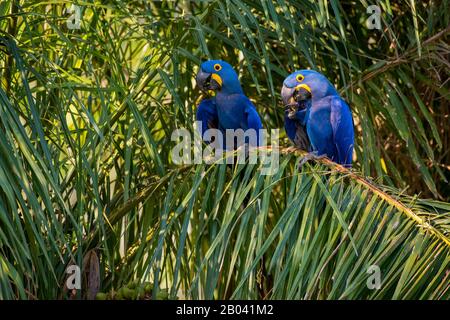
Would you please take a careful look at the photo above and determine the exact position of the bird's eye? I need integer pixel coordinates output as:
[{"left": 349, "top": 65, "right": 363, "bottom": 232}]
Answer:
[
  {"left": 214, "top": 64, "right": 222, "bottom": 71},
  {"left": 296, "top": 74, "right": 304, "bottom": 82}
]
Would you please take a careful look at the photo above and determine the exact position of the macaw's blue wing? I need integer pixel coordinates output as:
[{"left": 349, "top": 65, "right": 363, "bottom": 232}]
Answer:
[
  {"left": 196, "top": 98, "right": 218, "bottom": 137},
  {"left": 244, "top": 101, "right": 263, "bottom": 146},
  {"left": 330, "top": 96, "right": 354, "bottom": 167},
  {"left": 284, "top": 115, "right": 310, "bottom": 151},
  {"left": 284, "top": 115, "right": 298, "bottom": 142}
]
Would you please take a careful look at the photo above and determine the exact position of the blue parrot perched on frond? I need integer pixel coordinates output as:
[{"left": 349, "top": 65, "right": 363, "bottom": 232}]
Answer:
[
  {"left": 195, "top": 60, "right": 263, "bottom": 150},
  {"left": 281, "top": 70, "right": 354, "bottom": 167}
]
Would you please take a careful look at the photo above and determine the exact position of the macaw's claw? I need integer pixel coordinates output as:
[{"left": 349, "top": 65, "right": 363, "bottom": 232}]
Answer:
[{"left": 297, "top": 151, "right": 326, "bottom": 171}]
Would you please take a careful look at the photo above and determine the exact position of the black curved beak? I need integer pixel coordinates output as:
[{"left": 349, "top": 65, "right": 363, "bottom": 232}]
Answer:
[
  {"left": 281, "top": 84, "right": 312, "bottom": 119},
  {"left": 196, "top": 69, "right": 221, "bottom": 92},
  {"left": 293, "top": 87, "right": 312, "bottom": 102},
  {"left": 281, "top": 85, "right": 296, "bottom": 107}
]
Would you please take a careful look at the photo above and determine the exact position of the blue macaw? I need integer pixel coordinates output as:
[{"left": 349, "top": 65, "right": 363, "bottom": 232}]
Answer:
[
  {"left": 281, "top": 70, "right": 354, "bottom": 167},
  {"left": 195, "top": 60, "right": 263, "bottom": 150}
]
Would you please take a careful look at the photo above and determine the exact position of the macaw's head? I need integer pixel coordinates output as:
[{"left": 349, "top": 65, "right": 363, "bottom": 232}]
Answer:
[
  {"left": 196, "top": 60, "right": 243, "bottom": 95},
  {"left": 281, "top": 70, "right": 337, "bottom": 117}
]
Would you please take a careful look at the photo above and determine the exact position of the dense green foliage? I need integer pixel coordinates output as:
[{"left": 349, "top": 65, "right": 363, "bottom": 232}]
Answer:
[{"left": 0, "top": 0, "right": 449, "bottom": 299}]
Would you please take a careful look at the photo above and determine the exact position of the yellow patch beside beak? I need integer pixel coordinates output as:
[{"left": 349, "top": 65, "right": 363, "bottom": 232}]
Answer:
[
  {"left": 211, "top": 73, "right": 223, "bottom": 87},
  {"left": 295, "top": 83, "right": 312, "bottom": 93}
]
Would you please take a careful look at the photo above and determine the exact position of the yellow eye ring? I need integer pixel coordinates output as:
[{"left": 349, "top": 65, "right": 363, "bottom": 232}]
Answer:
[
  {"left": 214, "top": 63, "right": 222, "bottom": 71},
  {"left": 296, "top": 74, "right": 304, "bottom": 82}
]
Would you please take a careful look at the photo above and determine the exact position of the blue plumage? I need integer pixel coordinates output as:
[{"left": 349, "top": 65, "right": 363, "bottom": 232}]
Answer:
[
  {"left": 281, "top": 70, "right": 354, "bottom": 166},
  {"left": 196, "top": 60, "right": 263, "bottom": 150},
  {"left": 196, "top": 98, "right": 218, "bottom": 138}
]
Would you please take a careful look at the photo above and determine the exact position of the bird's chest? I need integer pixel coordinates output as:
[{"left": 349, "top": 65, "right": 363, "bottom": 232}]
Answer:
[
  {"left": 306, "top": 101, "right": 333, "bottom": 138},
  {"left": 215, "top": 96, "right": 246, "bottom": 129}
]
